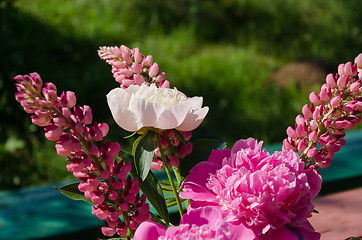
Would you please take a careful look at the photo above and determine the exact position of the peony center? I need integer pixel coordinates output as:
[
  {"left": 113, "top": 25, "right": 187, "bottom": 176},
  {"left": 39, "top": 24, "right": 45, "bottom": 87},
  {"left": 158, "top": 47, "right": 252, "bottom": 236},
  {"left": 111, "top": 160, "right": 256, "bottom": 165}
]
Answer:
[{"left": 134, "top": 84, "right": 187, "bottom": 108}]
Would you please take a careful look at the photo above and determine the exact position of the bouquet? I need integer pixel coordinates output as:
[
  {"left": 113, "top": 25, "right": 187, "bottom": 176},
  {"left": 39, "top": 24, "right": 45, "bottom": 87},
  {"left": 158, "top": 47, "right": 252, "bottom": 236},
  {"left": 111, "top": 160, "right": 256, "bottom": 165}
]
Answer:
[{"left": 14, "top": 44, "right": 362, "bottom": 239}]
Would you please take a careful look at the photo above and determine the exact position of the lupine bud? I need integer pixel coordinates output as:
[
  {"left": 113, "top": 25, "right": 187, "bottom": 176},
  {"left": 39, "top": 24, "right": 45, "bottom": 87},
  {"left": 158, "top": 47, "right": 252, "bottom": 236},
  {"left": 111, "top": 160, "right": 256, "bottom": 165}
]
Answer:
[
  {"left": 286, "top": 126, "right": 298, "bottom": 139},
  {"left": 133, "top": 48, "right": 143, "bottom": 63},
  {"left": 296, "top": 124, "right": 308, "bottom": 137},
  {"left": 312, "top": 105, "right": 323, "bottom": 121},
  {"left": 142, "top": 55, "right": 153, "bottom": 67},
  {"left": 349, "top": 82, "right": 360, "bottom": 93},
  {"left": 319, "top": 84, "right": 332, "bottom": 102},
  {"left": 112, "top": 61, "right": 124, "bottom": 69},
  {"left": 330, "top": 95, "right": 342, "bottom": 107},
  {"left": 308, "top": 129, "right": 318, "bottom": 142},
  {"left": 170, "top": 155, "right": 180, "bottom": 168},
  {"left": 45, "top": 124, "right": 63, "bottom": 141},
  {"left": 133, "top": 74, "right": 144, "bottom": 85},
  {"left": 282, "top": 138, "right": 294, "bottom": 151},
  {"left": 119, "top": 68, "right": 133, "bottom": 77},
  {"left": 31, "top": 110, "right": 51, "bottom": 126},
  {"left": 116, "top": 227, "right": 128, "bottom": 237},
  {"left": 150, "top": 158, "right": 164, "bottom": 171},
  {"left": 309, "top": 92, "right": 322, "bottom": 105},
  {"left": 355, "top": 53, "right": 362, "bottom": 68},
  {"left": 155, "top": 72, "right": 167, "bottom": 82},
  {"left": 149, "top": 63, "right": 159, "bottom": 77},
  {"left": 326, "top": 73, "right": 337, "bottom": 88},
  {"left": 302, "top": 104, "right": 313, "bottom": 118},
  {"left": 338, "top": 64, "right": 345, "bottom": 76},
  {"left": 132, "top": 62, "right": 142, "bottom": 74},
  {"left": 160, "top": 80, "right": 170, "bottom": 88},
  {"left": 297, "top": 139, "right": 307, "bottom": 152},
  {"left": 343, "top": 62, "right": 353, "bottom": 76},
  {"left": 337, "top": 75, "right": 349, "bottom": 88},
  {"left": 102, "top": 227, "right": 116, "bottom": 237}
]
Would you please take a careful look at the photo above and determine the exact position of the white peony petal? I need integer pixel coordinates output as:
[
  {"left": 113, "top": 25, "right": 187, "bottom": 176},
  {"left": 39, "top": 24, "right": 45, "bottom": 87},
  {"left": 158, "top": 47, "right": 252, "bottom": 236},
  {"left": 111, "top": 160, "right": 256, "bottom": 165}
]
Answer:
[
  {"left": 156, "top": 99, "right": 196, "bottom": 129},
  {"left": 131, "top": 95, "right": 165, "bottom": 128},
  {"left": 177, "top": 106, "right": 209, "bottom": 131},
  {"left": 106, "top": 89, "right": 139, "bottom": 131},
  {"left": 107, "top": 84, "right": 208, "bottom": 132}
]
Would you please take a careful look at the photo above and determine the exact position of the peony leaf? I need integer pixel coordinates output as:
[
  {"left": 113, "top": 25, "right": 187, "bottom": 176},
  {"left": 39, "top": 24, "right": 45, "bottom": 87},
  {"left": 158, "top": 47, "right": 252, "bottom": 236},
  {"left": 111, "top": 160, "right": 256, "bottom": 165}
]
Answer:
[
  {"left": 179, "top": 139, "right": 227, "bottom": 178},
  {"left": 120, "top": 149, "right": 170, "bottom": 225},
  {"left": 134, "top": 131, "right": 155, "bottom": 181},
  {"left": 54, "top": 182, "right": 93, "bottom": 204},
  {"left": 139, "top": 171, "right": 170, "bottom": 225}
]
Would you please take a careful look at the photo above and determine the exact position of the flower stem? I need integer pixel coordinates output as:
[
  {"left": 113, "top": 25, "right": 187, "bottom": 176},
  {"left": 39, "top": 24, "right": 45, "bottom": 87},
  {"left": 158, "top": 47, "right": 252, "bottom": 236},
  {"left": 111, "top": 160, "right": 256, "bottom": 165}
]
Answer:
[{"left": 155, "top": 134, "right": 184, "bottom": 218}]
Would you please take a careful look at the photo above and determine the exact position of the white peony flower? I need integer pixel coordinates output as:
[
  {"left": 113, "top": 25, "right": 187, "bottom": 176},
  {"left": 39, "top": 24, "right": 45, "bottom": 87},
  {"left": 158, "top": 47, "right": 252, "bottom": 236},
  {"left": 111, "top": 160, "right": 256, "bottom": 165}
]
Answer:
[{"left": 106, "top": 83, "right": 209, "bottom": 132}]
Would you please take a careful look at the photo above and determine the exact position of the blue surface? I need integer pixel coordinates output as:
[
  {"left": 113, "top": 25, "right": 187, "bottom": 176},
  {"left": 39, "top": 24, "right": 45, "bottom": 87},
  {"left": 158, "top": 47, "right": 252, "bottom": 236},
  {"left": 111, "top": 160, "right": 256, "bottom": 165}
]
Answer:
[{"left": 0, "top": 183, "right": 101, "bottom": 239}]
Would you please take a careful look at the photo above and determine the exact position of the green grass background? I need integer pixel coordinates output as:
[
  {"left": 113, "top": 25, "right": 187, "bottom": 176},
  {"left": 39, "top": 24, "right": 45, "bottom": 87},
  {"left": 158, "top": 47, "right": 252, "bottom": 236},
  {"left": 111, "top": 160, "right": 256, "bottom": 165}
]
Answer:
[{"left": 1, "top": 0, "right": 362, "bottom": 189}]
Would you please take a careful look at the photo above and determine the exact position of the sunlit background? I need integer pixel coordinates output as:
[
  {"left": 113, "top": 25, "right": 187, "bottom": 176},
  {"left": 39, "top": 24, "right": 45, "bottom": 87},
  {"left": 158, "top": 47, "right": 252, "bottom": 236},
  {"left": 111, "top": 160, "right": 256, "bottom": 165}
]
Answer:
[{"left": 1, "top": 0, "right": 362, "bottom": 190}]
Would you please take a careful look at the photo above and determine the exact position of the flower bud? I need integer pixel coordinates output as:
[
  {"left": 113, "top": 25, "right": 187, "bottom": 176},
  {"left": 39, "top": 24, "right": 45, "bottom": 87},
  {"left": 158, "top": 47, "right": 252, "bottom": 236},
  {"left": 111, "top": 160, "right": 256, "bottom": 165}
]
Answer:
[
  {"left": 142, "top": 55, "right": 153, "bottom": 67},
  {"left": 286, "top": 126, "right": 298, "bottom": 139},
  {"left": 355, "top": 53, "right": 362, "bottom": 68},
  {"left": 319, "top": 84, "right": 332, "bottom": 102},
  {"left": 309, "top": 92, "right": 322, "bottom": 105},
  {"left": 326, "top": 73, "right": 337, "bottom": 88},
  {"left": 337, "top": 75, "right": 349, "bottom": 88},
  {"left": 302, "top": 104, "right": 313, "bottom": 118},
  {"left": 133, "top": 48, "right": 144, "bottom": 63},
  {"left": 149, "top": 63, "right": 159, "bottom": 77}
]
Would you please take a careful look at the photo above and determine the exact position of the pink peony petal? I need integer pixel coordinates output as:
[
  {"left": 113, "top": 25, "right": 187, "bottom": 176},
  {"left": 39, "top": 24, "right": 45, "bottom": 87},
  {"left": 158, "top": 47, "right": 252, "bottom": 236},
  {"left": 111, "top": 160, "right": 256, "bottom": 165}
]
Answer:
[
  {"left": 260, "top": 226, "right": 298, "bottom": 240},
  {"left": 207, "top": 149, "right": 231, "bottom": 165},
  {"left": 133, "top": 221, "right": 166, "bottom": 240},
  {"left": 181, "top": 137, "right": 322, "bottom": 239},
  {"left": 228, "top": 222, "right": 259, "bottom": 240},
  {"left": 180, "top": 161, "right": 220, "bottom": 201}
]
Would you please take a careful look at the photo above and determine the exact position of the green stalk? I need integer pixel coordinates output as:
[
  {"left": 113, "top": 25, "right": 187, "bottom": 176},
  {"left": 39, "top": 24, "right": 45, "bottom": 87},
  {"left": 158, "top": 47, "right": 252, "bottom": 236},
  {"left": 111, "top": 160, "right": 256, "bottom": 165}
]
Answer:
[{"left": 156, "top": 134, "right": 184, "bottom": 218}]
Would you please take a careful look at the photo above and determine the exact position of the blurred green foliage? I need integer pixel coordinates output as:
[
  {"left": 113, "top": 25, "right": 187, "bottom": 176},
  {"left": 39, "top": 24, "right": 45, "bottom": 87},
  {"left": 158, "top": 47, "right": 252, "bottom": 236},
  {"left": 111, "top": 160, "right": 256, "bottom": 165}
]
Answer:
[{"left": 1, "top": 0, "right": 362, "bottom": 189}]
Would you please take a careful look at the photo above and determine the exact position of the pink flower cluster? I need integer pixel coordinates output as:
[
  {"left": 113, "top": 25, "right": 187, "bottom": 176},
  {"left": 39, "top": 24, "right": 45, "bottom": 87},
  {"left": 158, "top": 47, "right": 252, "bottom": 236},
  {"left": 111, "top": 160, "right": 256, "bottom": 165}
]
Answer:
[
  {"left": 180, "top": 138, "right": 322, "bottom": 239},
  {"left": 283, "top": 54, "right": 362, "bottom": 168},
  {"left": 152, "top": 130, "right": 193, "bottom": 171},
  {"left": 98, "top": 45, "right": 170, "bottom": 89},
  {"left": 134, "top": 206, "right": 231, "bottom": 240},
  {"left": 14, "top": 73, "right": 151, "bottom": 238}
]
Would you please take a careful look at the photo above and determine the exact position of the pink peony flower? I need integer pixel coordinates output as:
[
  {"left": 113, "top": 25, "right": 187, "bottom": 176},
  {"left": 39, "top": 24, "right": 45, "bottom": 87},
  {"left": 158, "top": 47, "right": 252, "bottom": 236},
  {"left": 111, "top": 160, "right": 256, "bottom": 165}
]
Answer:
[
  {"left": 106, "top": 83, "right": 208, "bottom": 132},
  {"left": 180, "top": 138, "right": 322, "bottom": 239},
  {"left": 134, "top": 206, "right": 231, "bottom": 240}
]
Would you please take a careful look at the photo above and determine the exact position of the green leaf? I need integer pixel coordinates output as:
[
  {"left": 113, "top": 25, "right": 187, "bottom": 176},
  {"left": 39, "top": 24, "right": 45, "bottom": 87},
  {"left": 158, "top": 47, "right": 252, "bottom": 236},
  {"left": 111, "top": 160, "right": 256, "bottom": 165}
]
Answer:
[
  {"left": 134, "top": 131, "right": 155, "bottom": 181},
  {"left": 54, "top": 182, "right": 93, "bottom": 204},
  {"left": 138, "top": 171, "right": 170, "bottom": 224},
  {"left": 172, "top": 129, "right": 187, "bottom": 145},
  {"left": 165, "top": 196, "right": 185, "bottom": 208},
  {"left": 159, "top": 180, "right": 179, "bottom": 194},
  {"left": 150, "top": 212, "right": 168, "bottom": 227},
  {"left": 120, "top": 149, "right": 170, "bottom": 224},
  {"left": 179, "top": 139, "right": 227, "bottom": 178}
]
